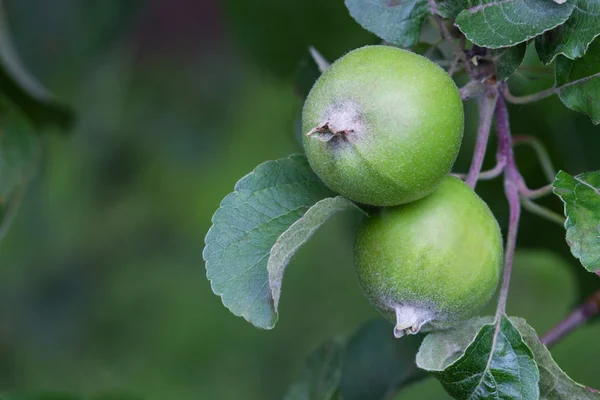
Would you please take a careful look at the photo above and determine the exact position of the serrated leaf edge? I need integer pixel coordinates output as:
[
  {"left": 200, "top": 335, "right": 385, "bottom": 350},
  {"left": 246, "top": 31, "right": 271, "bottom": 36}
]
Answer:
[
  {"left": 539, "top": 31, "right": 600, "bottom": 64},
  {"left": 202, "top": 154, "right": 309, "bottom": 329},
  {"left": 552, "top": 170, "right": 600, "bottom": 273},
  {"left": 268, "top": 196, "right": 364, "bottom": 313},
  {"left": 455, "top": 0, "right": 576, "bottom": 50}
]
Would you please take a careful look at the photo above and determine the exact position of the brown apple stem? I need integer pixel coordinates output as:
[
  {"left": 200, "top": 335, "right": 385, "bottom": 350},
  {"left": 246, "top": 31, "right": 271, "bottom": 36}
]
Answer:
[
  {"left": 541, "top": 290, "right": 600, "bottom": 348},
  {"left": 494, "top": 95, "right": 521, "bottom": 317},
  {"left": 466, "top": 93, "right": 498, "bottom": 189}
]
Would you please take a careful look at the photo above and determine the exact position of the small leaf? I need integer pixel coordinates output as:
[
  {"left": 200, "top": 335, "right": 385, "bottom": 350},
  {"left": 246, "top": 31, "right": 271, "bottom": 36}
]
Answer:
[
  {"left": 536, "top": 0, "right": 600, "bottom": 64},
  {"left": 492, "top": 43, "right": 527, "bottom": 80},
  {"left": 284, "top": 319, "right": 428, "bottom": 400},
  {"left": 455, "top": 0, "right": 576, "bottom": 49},
  {"left": 284, "top": 339, "right": 345, "bottom": 400},
  {"left": 511, "top": 318, "right": 600, "bottom": 399},
  {"left": 339, "top": 319, "right": 427, "bottom": 400},
  {"left": 0, "top": 4, "right": 73, "bottom": 130},
  {"left": 344, "top": 0, "right": 430, "bottom": 48},
  {"left": 268, "top": 196, "right": 363, "bottom": 313},
  {"left": 203, "top": 155, "right": 338, "bottom": 329},
  {"left": 417, "top": 315, "right": 540, "bottom": 400},
  {"left": 553, "top": 170, "right": 600, "bottom": 273},
  {"left": 555, "top": 38, "right": 600, "bottom": 124},
  {"left": 0, "top": 99, "right": 39, "bottom": 241}
]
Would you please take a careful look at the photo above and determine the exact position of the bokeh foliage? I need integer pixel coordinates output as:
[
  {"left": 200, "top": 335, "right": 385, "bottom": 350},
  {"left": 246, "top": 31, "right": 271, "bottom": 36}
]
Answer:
[{"left": 0, "top": 0, "right": 598, "bottom": 399}]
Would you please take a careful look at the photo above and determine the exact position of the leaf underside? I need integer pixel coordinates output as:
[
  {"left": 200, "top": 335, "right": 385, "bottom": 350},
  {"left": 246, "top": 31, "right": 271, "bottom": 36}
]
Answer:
[
  {"left": 553, "top": 170, "right": 600, "bottom": 273},
  {"left": 345, "top": 0, "right": 430, "bottom": 48},
  {"left": 203, "top": 155, "right": 336, "bottom": 329}
]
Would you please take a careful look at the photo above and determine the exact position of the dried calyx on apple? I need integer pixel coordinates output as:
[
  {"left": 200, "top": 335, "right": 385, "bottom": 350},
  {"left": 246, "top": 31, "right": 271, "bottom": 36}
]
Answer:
[
  {"left": 302, "top": 45, "right": 464, "bottom": 207},
  {"left": 354, "top": 177, "right": 503, "bottom": 337}
]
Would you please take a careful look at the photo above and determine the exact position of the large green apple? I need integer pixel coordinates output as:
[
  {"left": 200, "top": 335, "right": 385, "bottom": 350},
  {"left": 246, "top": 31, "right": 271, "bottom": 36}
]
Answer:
[
  {"left": 302, "top": 45, "right": 464, "bottom": 206},
  {"left": 354, "top": 176, "right": 503, "bottom": 337}
]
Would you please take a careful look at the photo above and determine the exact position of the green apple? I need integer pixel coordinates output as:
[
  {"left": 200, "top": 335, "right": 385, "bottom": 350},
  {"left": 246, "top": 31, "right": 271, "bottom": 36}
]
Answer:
[
  {"left": 354, "top": 176, "right": 503, "bottom": 337},
  {"left": 302, "top": 45, "right": 464, "bottom": 206}
]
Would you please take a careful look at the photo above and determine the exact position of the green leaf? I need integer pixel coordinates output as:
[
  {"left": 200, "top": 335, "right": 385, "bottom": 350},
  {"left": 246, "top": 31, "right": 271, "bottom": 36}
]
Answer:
[
  {"left": 536, "top": 0, "right": 600, "bottom": 64},
  {"left": 284, "top": 319, "right": 428, "bottom": 400},
  {"left": 344, "top": 0, "right": 430, "bottom": 48},
  {"left": 492, "top": 43, "right": 527, "bottom": 80},
  {"left": 553, "top": 170, "right": 600, "bottom": 273},
  {"left": 437, "top": 0, "right": 469, "bottom": 19},
  {"left": 511, "top": 318, "right": 600, "bottom": 400},
  {"left": 203, "top": 155, "right": 338, "bottom": 329},
  {"left": 268, "top": 196, "right": 363, "bottom": 313},
  {"left": 0, "top": 3, "right": 73, "bottom": 130},
  {"left": 555, "top": 39, "right": 600, "bottom": 124},
  {"left": 416, "top": 315, "right": 540, "bottom": 400},
  {"left": 0, "top": 99, "right": 39, "bottom": 241},
  {"left": 284, "top": 339, "right": 345, "bottom": 400},
  {"left": 455, "top": 0, "right": 576, "bottom": 49},
  {"left": 339, "top": 319, "right": 427, "bottom": 400}
]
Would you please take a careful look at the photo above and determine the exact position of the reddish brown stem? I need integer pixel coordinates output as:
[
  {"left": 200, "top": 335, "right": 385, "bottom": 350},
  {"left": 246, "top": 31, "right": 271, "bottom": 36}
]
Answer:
[
  {"left": 466, "top": 94, "right": 498, "bottom": 188},
  {"left": 541, "top": 290, "right": 600, "bottom": 348},
  {"left": 495, "top": 95, "right": 521, "bottom": 317}
]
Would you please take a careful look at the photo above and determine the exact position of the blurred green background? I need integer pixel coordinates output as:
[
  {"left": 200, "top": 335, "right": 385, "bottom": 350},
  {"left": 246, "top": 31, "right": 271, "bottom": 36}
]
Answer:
[{"left": 0, "top": 0, "right": 599, "bottom": 399}]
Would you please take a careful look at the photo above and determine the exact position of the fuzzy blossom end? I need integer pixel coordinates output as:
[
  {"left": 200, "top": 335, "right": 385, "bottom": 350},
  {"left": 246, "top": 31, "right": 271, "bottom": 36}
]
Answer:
[{"left": 393, "top": 305, "right": 433, "bottom": 338}]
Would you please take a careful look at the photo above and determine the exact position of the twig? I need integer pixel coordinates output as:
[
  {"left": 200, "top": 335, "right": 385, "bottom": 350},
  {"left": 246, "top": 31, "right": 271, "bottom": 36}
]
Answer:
[
  {"left": 448, "top": 56, "right": 460, "bottom": 77},
  {"left": 520, "top": 196, "right": 565, "bottom": 226},
  {"left": 466, "top": 93, "right": 498, "bottom": 188},
  {"left": 427, "top": 0, "right": 468, "bottom": 65},
  {"left": 503, "top": 71, "right": 600, "bottom": 104},
  {"left": 512, "top": 135, "right": 557, "bottom": 183},
  {"left": 460, "top": 80, "right": 485, "bottom": 101},
  {"left": 541, "top": 290, "right": 600, "bottom": 348},
  {"left": 453, "top": 160, "right": 506, "bottom": 181},
  {"left": 495, "top": 95, "right": 521, "bottom": 317},
  {"left": 518, "top": 182, "right": 554, "bottom": 199},
  {"left": 309, "top": 47, "right": 330, "bottom": 73},
  {"left": 478, "top": 161, "right": 506, "bottom": 180}
]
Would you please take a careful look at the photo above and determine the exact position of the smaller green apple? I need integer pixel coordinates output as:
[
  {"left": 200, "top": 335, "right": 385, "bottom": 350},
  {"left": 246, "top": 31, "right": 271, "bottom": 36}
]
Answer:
[
  {"left": 354, "top": 176, "right": 503, "bottom": 337},
  {"left": 302, "top": 45, "right": 464, "bottom": 206}
]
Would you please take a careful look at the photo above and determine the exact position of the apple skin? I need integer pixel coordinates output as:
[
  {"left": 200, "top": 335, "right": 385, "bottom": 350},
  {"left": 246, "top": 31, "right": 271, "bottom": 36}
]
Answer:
[
  {"left": 354, "top": 176, "right": 503, "bottom": 337},
  {"left": 302, "top": 45, "right": 464, "bottom": 207}
]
